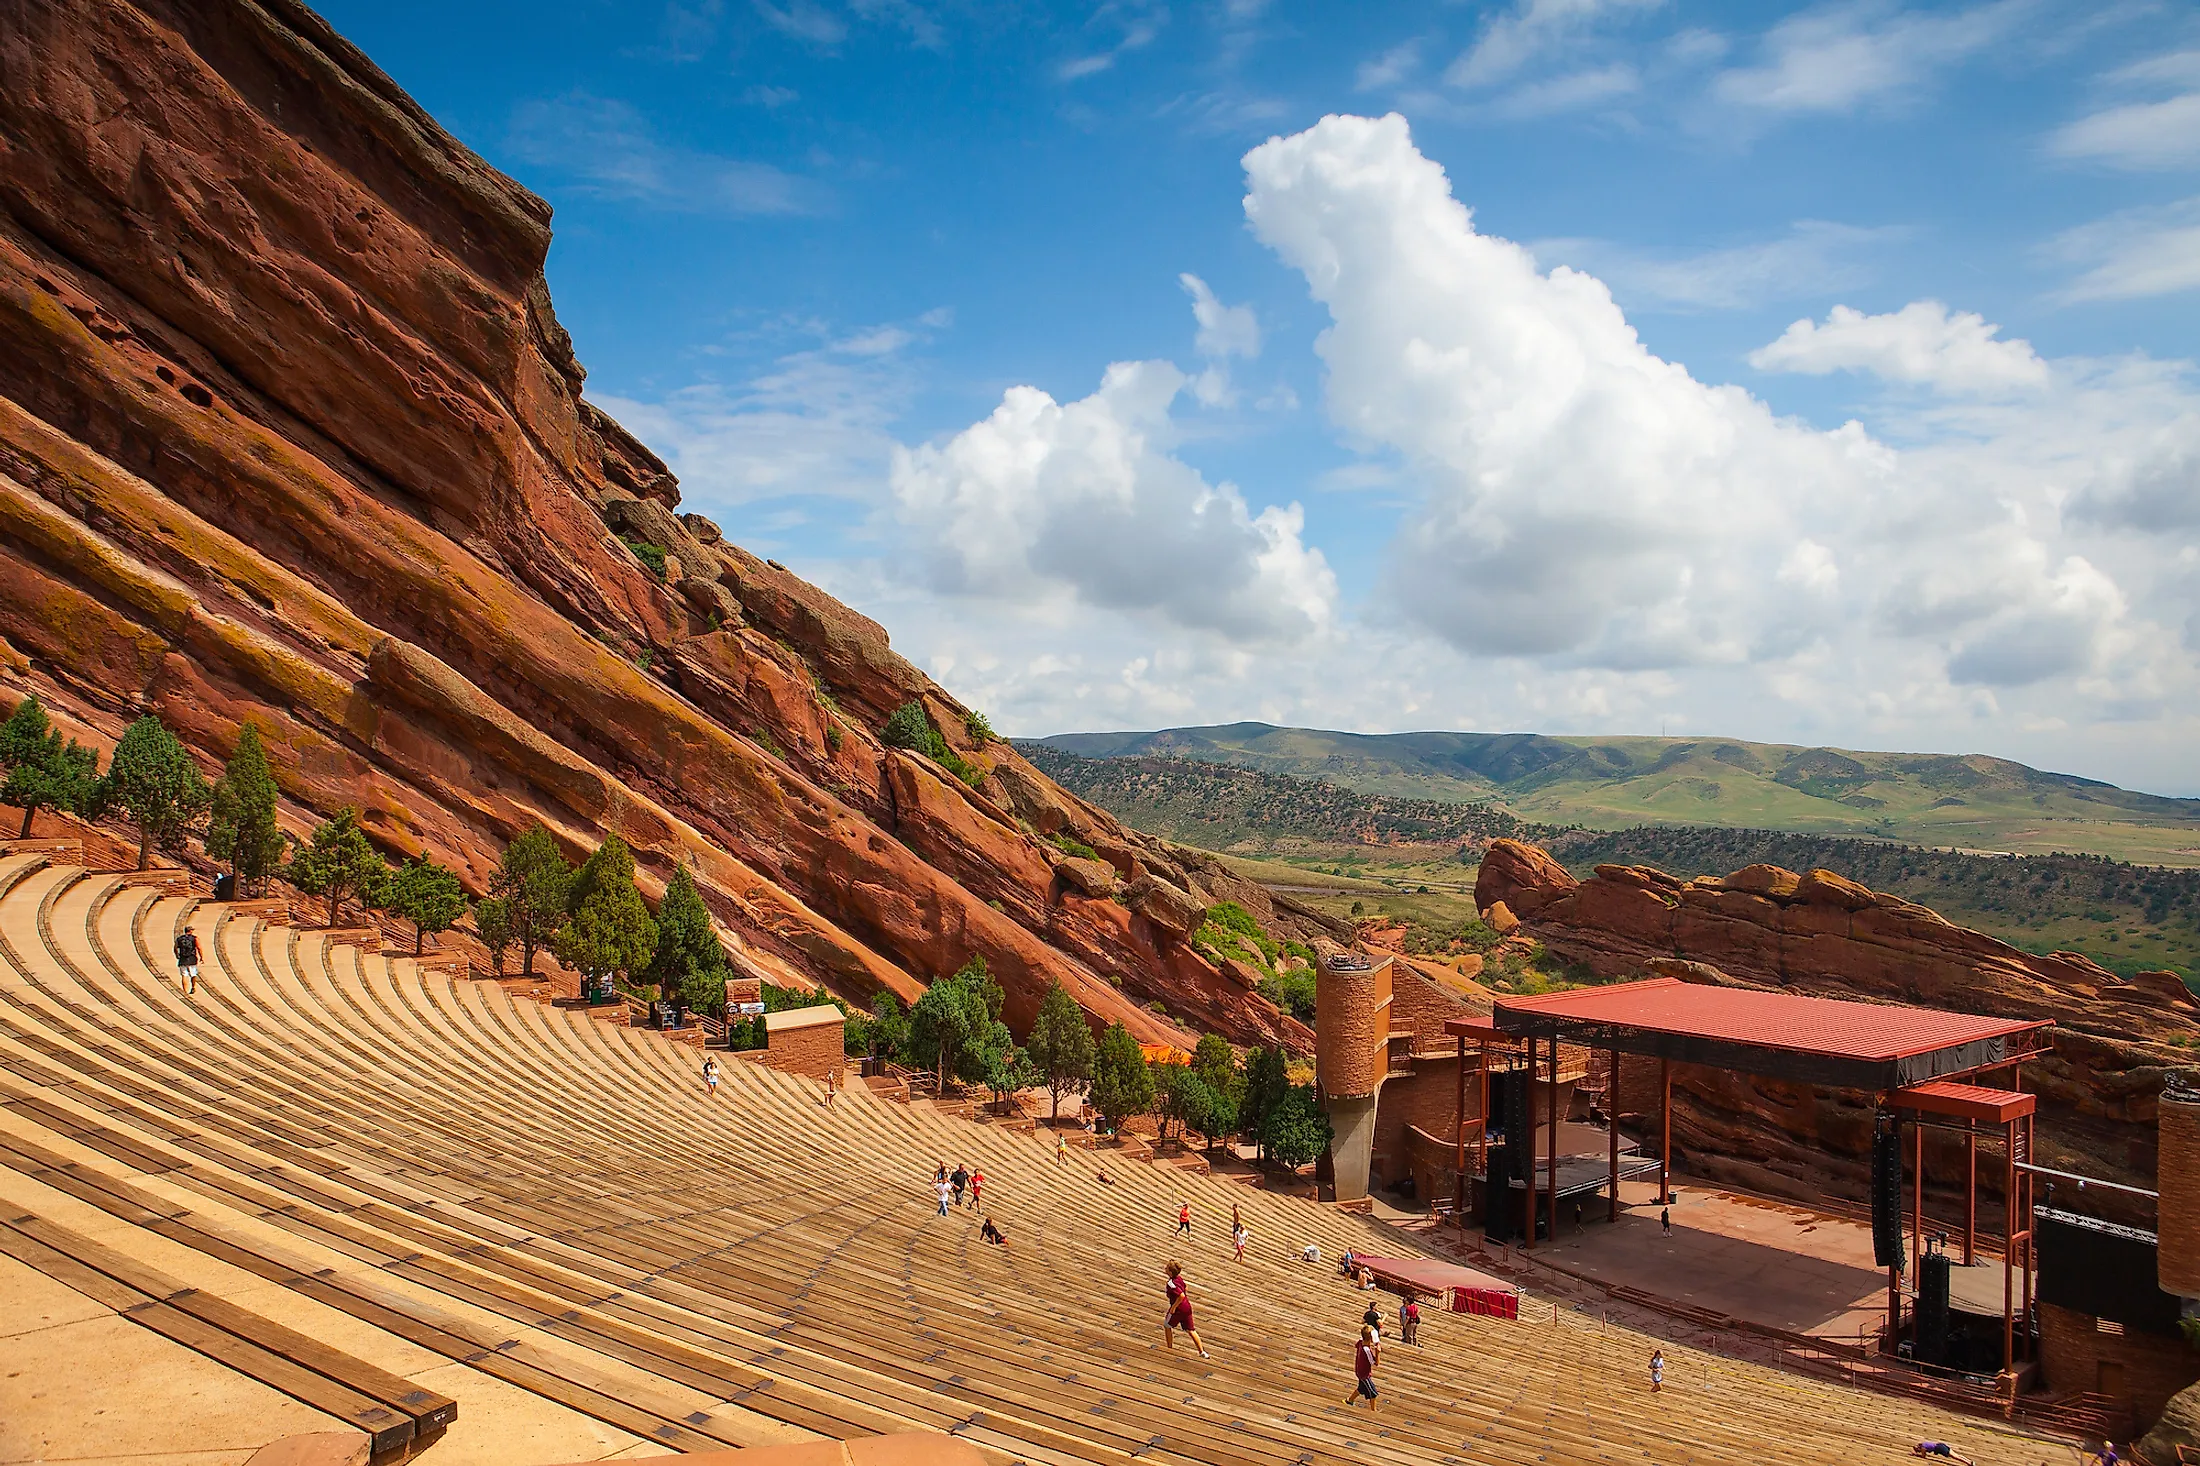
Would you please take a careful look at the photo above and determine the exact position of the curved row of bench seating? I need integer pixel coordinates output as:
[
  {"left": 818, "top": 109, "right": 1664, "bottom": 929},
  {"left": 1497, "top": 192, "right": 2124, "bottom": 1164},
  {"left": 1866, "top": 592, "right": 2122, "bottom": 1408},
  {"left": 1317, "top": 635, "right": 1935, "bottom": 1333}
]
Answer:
[{"left": 0, "top": 852, "right": 2075, "bottom": 1465}]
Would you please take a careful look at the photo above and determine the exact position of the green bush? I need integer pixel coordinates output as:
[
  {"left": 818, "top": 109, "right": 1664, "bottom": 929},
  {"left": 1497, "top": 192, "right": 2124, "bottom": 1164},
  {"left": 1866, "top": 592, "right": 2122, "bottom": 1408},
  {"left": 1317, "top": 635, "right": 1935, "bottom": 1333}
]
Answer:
[
  {"left": 1257, "top": 967, "right": 1317, "bottom": 1022},
  {"left": 881, "top": 701, "right": 934, "bottom": 752},
  {"left": 1048, "top": 832, "right": 1101, "bottom": 861},
  {"left": 963, "top": 709, "right": 996, "bottom": 743},
  {"left": 622, "top": 538, "right": 668, "bottom": 580}
]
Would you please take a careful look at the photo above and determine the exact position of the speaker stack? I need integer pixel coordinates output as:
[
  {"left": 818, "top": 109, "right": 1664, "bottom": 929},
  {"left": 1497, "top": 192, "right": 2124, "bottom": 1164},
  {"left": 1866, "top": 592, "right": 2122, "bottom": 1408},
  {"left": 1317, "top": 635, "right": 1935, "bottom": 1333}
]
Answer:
[
  {"left": 1504, "top": 1067, "right": 1530, "bottom": 1141},
  {"left": 1483, "top": 1142, "right": 1515, "bottom": 1240},
  {"left": 1916, "top": 1249, "right": 1952, "bottom": 1364},
  {"left": 1871, "top": 1122, "right": 1904, "bottom": 1271}
]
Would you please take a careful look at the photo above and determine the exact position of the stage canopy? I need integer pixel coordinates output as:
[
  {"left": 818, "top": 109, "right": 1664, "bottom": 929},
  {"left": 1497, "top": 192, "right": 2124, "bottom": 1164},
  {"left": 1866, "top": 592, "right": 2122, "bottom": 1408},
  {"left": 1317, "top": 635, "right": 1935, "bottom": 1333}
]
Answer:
[{"left": 1490, "top": 977, "right": 2051, "bottom": 1092}]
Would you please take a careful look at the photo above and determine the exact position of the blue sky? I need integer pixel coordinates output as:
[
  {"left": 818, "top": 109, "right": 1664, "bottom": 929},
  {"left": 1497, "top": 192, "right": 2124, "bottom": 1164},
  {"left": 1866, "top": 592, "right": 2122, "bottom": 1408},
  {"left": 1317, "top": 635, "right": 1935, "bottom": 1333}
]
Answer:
[{"left": 321, "top": 0, "right": 2200, "bottom": 793}]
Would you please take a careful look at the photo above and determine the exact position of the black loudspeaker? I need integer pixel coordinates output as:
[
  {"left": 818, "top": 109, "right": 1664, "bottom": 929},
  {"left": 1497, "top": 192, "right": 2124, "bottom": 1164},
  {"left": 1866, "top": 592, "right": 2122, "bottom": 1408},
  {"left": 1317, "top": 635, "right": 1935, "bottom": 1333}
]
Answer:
[
  {"left": 1503, "top": 1069, "right": 1530, "bottom": 1147},
  {"left": 1871, "top": 1125, "right": 1903, "bottom": 1270},
  {"left": 1483, "top": 1143, "right": 1514, "bottom": 1240},
  {"left": 1916, "top": 1251, "right": 1952, "bottom": 1364}
]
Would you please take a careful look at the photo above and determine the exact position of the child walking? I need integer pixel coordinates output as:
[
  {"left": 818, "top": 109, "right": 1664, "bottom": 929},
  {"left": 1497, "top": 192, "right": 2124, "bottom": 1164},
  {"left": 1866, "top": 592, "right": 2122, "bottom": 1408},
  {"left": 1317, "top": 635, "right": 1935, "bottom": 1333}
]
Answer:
[
  {"left": 1343, "top": 1325, "right": 1379, "bottom": 1410},
  {"left": 1161, "top": 1262, "right": 1210, "bottom": 1359}
]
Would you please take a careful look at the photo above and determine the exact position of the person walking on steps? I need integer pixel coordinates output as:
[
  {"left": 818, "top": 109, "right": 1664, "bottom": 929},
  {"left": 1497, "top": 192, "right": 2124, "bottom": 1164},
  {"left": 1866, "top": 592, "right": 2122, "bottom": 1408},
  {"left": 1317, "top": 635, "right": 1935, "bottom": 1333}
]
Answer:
[
  {"left": 1648, "top": 1349, "right": 1664, "bottom": 1393},
  {"left": 1232, "top": 1223, "right": 1249, "bottom": 1263},
  {"left": 1161, "top": 1262, "right": 1209, "bottom": 1359},
  {"left": 1660, "top": 1205, "right": 1672, "bottom": 1238},
  {"left": 951, "top": 1164, "right": 969, "bottom": 1208},
  {"left": 1176, "top": 1202, "right": 1192, "bottom": 1238},
  {"left": 823, "top": 1070, "right": 836, "bottom": 1107},
  {"left": 1362, "top": 1300, "right": 1383, "bottom": 1344},
  {"left": 1400, "top": 1295, "right": 1421, "bottom": 1346},
  {"left": 701, "top": 1057, "right": 719, "bottom": 1097},
  {"left": 1343, "top": 1325, "right": 1380, "bottom": 1411},
  {"left": 935, "top": 1176, "right": 954, "bottom": 1217},
  {"left": 174, "top": 926, "right": 202, "bottom": 996},
  {"left": 1056, "top": 1134, "right": 1069, "bottom": 1166},
  {"left": 968, "top": 1168, "right": 984, "bottom": 1210}
]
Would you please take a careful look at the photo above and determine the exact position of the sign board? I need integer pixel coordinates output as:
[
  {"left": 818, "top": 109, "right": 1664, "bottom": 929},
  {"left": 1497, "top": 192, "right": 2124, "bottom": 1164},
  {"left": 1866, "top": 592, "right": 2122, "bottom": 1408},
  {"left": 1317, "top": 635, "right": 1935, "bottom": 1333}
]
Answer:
[
  {"left": 651, "top": 1000, "right": 687, "bottom": 1030},
  {"left": 725, "top": 977, "right": 763, "bottom": 1010},
  {"left": 733, "top": 1001, "right": 766, "bottom": 1015}
]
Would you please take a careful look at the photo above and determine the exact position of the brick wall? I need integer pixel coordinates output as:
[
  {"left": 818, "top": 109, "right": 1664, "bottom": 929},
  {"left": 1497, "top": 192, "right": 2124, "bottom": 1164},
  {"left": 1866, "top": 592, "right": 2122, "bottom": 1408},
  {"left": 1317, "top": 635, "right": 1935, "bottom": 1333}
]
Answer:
[
  {"left": 740, "top": 1015, "right": 844, "bottom": 1083},
  {"left": 2037, "top": 1301, "right": 2200, "bottom": 1429},
  {"left": 1387, "top": 958, "right": 1465, "bottom": 1048},
  {"left": 1372, "top": 1058, "right": 1474, "bottom": 1190},
  {"left": 1403, "top": 1123, "right": 1464, "bottom": 1210},
  {"left": 2162, "top": 1091, "right": 2199, "bottom": 1299}
]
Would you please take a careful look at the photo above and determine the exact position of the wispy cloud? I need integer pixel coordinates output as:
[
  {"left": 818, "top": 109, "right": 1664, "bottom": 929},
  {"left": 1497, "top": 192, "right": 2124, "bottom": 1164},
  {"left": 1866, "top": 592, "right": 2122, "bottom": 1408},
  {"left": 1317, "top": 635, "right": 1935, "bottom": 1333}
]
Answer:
[
  {"left": 1495, "top": 63, "right": 1641, "bottom": 118},
  {"left": 508, "top": 93, "right": 825, "bottom": 215},
  {"left": 2050, "top": 50, "right": 2200, "bottom": 170},
  {"left": 1355, "top": 39, "right": 1422, "bottom": 92},
  {"left": 1533, "top": 220, "right": 1907, "bottom": 311},
  {"left": 1058, "top": 6, "right": 1165, "bottom": 81},
  {"left": 1446, "top": 0, "right": 1664, "bottom": 90},
  {"left": 2047, "top": 197, "right": 2200, "bottom": 302},
  {"left": 1712, "top": 1, "right": 2027, "bottom": 114},
  {"left": 753, "top": 0, "right": 847, "bottom": 46}
]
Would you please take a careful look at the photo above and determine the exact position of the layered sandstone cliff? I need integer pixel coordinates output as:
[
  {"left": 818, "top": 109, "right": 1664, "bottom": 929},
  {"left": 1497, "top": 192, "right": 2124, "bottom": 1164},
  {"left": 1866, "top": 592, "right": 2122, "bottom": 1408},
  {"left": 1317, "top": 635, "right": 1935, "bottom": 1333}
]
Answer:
[
  {"left": 1477, "top": 839, "right": 2196, "bottom": 1198},
  {"left": 0, "top": 0, "right": 1316, "bottom": 1052}
]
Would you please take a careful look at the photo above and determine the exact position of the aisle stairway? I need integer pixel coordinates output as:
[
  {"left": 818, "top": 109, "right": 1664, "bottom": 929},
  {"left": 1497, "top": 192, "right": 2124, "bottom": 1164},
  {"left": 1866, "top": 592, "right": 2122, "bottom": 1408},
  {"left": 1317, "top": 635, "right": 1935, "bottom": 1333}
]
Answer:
[{"left": 0, "top": 851, "right": 2078, "bottom": 1466}]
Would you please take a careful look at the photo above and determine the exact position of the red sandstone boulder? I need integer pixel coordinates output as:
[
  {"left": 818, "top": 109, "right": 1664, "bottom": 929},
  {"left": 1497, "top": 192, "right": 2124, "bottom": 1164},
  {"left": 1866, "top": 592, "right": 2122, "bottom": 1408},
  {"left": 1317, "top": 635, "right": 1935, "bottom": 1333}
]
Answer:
[{"left": 1474, "top": 839, "right": 1576, "bottom": 917}]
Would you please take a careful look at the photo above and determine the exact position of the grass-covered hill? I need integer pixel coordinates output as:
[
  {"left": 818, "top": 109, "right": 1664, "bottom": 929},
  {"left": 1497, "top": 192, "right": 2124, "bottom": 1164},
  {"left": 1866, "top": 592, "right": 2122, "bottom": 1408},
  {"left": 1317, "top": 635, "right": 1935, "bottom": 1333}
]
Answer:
[
  {"left": 1034, "top": 722, "right": 2200, "bottom": 865},
  {"left": 1018, "top": 744, "right": 1534, "bottom": 849},
  {"left": 1031, "top": 744, "right": 2200, "bottom": 989}
]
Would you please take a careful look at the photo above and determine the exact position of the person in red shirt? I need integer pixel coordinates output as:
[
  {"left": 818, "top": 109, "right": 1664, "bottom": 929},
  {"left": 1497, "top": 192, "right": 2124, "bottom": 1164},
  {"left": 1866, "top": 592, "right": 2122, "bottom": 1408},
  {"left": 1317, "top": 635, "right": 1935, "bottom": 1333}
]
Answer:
[
  {"left": 1161, "top": 1262, "right": 1209, "bottom": 1359},
  {"left": 968, "top": 1169, "right": 985, "bottom": 1210},
  {"left": 1343, "top": 1325, "right": 1379, "bottom": 1410},
  {"left": 1175, "top": 1202, "right": 1191, "bottom": 1237}
]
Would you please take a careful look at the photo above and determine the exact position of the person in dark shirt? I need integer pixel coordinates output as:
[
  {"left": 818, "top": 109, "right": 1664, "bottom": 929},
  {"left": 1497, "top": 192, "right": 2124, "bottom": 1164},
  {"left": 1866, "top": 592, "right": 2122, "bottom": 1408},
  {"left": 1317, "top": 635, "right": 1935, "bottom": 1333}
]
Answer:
[{"left": 174, "top": 928, "right": 202, "bottom": 996}]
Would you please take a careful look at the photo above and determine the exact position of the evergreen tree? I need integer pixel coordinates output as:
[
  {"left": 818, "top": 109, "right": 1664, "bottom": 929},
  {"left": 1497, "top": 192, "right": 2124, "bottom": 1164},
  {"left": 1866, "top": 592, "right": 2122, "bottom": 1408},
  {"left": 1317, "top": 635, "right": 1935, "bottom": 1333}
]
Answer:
[
  {"left": 1089, "top": 1021, "right": 1154, "bottom": 1130},
  {"left": 0, "top": 696, "right": 101, "bottom": 839},
  {"left": 983, "top": 1041, "right": 1038, "bottom": 1109},
  {"left": 860, "top": 991, "right": 910, "bottom": 1060},
  {"left": 555, "top": 835, "right": 656, "bottom": 991},
  {"left": 387, "top": 857, "right": 467, "bottom": 955},
  {"left": 490, "top": 825, "right": 572, "bottom": 977},
  {"left": 905, "top": 956, "right": 1006, "bottom": 1088},
  {"left": 644, "top": 864, "right": 727, "bottom": 1013},
  {"left": 1261, "top": 1083, "right": 1333, "bottom": 1170},
  {"left": 103, "top": 715, "right": 210, "bottom": 870},
  {"left": 474, "top": 896, "right": 513, "bottom": 976},
  {"left": 205, "top": 724, "right": 285, "bottom": 893},
  {"left": 288, "top": 808, "right": 391, "bottom": 927},
  {"left": 1238, "top": 1045, "right": 1290, "bottom": 1160},
  {"left": 1158, "top": 1065, "right": 1233, "bottom": 1148},
  {"left": 1025, "top": 979, "right": 1097, "bottom": 1119},
  {"left": 1191, "top": 1032, "right": 1237, "bottom": 1100}
]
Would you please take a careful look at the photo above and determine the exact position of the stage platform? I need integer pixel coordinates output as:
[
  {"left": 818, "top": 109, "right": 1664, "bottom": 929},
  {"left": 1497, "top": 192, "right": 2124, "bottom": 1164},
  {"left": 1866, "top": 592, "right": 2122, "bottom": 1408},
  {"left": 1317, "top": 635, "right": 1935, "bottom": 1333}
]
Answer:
[{"left": 1525, "top": 1176, "right": 2030, "bottom": 1346}]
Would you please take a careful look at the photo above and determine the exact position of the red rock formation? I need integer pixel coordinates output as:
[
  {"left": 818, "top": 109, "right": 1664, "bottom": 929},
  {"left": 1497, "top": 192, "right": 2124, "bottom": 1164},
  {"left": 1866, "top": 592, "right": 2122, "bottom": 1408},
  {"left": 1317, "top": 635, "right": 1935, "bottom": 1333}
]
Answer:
[
  {"left": 1477, "top": 839, "right": 2196, "bottom": 1197},
  {"left": 0, "top": 0, "right": 1308, "bottom": 1052}
]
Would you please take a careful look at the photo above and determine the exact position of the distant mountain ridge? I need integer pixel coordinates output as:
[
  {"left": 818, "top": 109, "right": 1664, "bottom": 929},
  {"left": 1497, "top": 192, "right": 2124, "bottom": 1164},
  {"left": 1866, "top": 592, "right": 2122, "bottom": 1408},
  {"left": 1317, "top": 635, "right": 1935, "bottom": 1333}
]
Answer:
[{"left": 1031, "top": 722, "right": 2200, "bottom": 864}]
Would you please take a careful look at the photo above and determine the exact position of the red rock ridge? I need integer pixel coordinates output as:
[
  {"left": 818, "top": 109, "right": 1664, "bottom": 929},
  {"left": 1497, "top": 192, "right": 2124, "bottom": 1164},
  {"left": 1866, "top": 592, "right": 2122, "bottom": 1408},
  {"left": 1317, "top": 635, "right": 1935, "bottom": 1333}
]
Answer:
[{"left": 0, "top": 0, "right": 1311, "bottom": 1053}]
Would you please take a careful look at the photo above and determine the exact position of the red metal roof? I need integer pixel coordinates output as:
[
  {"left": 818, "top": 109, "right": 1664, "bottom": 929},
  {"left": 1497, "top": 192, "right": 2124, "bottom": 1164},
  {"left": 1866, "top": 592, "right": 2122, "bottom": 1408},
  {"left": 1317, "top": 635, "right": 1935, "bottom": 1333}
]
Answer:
[
  {"left": 1891, "top": 1081, "right": 2036, "bottom": 1123},
  {"left": 1493, "top": 977, "right": 2049, "bottom": 1064}
]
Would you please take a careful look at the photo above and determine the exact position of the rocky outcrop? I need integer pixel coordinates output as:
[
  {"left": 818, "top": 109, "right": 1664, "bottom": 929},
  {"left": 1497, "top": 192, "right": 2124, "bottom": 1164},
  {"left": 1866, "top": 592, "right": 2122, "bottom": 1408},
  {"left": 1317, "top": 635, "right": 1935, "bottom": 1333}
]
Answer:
[
  {"left": 1478, "top": 839, "right": 2197, "bottom": 1196},
  {"left": 0, "top": 0, "right": 1310, "bottom": 1053}
]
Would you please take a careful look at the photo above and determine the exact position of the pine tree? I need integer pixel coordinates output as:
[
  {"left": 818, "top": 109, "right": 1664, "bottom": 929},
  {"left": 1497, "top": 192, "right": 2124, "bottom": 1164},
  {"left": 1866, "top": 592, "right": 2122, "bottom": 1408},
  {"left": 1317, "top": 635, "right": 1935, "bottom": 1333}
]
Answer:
[
  {"left": 644, "top": 864, "right": 726, "bottom": 1013},
  {"left": 103, "top": 715, "right": 210, "bottom": 870},
  {"left": 387, "top": 857, "right": 467, "bottom": 955},
  {"left": 906, "top": 956, "right": 1005, "bottom": 1089},
  {"left": 1089, "top": 1021, "right": 1154, "bottom": 1130},
  {"left": 1238, "top": 1045, "right": 1289, "bottom": 1160},
  {"left": 288, "top": 808, "right": 391, "bottom": 927},
  {"left": 490, "top": 825, "right": 572, "bottom": 977},
  {"left": 0, "top": 696, "right": 101, "bottom": 839},
  {"left": 1261, "top": 1083, "right": 1332, "bottom": 1170},
  {"left": 205, "top": 724, "right": 285, "bottom": 892},
  {"left": 474, "top": 896, "right": 513, "bottom": 976},
  {"left": 1026, "top": 979, "right": 1097, "bottom": 1119},
  {"left": 555, "top": 835, "right": 656, "bottom": 992}
]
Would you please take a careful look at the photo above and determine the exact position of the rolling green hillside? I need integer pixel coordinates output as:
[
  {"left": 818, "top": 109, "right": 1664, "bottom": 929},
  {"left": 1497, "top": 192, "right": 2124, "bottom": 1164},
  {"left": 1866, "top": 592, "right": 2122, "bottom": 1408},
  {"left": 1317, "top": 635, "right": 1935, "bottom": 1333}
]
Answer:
[{"left": 1034, "top": 723, "right": 2200, "bottom": 865}]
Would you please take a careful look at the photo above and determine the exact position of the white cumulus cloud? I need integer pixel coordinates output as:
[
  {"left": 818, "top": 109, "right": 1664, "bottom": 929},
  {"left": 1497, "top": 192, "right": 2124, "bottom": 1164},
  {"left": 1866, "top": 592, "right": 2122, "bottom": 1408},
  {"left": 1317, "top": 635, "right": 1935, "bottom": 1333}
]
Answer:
[
  {"left": 888, "top": 361, "right": 1335, "bottom": 643},
  {"left": 1748, "top": 301, "right": 2048, "bottom": 395},
  {"left": 1236, "top": 112, "right": 2140, "bottom": 690}
]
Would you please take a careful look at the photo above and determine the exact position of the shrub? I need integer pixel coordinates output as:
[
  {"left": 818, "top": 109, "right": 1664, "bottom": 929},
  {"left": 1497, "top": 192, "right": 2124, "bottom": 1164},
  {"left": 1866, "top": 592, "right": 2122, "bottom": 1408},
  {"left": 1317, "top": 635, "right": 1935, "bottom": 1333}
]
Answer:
[
  {"left": 288, "top": 808, "right": 391, "bottom": 927},
  {"left": 881, "top": 701, "right": 934, "bottom": 753},
  {"left": 622, "top": 538, "right": 668, "bottom": 580},
  {"left": 963, "top": 708, "right": 996, "bottom": 743},
  {"left": 1257, "top": 967, "right": 1317, "bottom": 1022},
  {"left": 1048, "top": 832, "right": 1101, "bottom": 861}
]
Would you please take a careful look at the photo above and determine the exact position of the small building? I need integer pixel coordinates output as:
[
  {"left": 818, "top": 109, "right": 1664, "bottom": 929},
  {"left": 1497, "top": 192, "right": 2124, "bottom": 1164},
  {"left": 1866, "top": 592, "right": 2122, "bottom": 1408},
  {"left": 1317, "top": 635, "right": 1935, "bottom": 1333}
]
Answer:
[{"left": 738, "top": 1004, "right": 845, "bottom": 1084}]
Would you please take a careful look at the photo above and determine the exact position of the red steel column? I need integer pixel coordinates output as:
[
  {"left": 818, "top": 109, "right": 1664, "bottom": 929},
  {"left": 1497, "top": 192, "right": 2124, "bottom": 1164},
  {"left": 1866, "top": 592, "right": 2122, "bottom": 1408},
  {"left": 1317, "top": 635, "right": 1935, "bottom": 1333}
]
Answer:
[
  {"left": 1524, "top": 1044, "right": 1539, "bottom": 1250},
  {"left": 1454, "top": 1032, "right": 1467, "bottom": 1225},
  {"left": 1658, "top": 1058, "right": 1672, "bottom": 1205},
  {"left": 1964, "top": 1124, "right": 1977, "bottom": 1266},
  {"left": 2001, "top": 1114, "right": 2015, "bottom": 1376},
  {"left": 1548, "top": 1035, "right": 1561, "bottom": 1243},
  {"left": 1608, "top": 1043, "right": 1621, "bottom": 1223}
]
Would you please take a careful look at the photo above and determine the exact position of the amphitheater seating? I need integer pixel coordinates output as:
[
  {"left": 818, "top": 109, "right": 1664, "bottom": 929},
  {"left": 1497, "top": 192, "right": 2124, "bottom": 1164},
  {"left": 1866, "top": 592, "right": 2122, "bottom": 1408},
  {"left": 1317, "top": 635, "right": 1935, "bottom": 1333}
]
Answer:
[{"left": 0, "top": 849, "right": 2082, "bottom": 1465}]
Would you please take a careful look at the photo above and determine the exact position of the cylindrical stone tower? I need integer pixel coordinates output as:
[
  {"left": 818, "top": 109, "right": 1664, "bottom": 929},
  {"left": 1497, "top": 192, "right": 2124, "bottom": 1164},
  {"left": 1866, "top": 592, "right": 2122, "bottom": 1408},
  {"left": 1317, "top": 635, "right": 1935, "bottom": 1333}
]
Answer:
[{"left": 1315, "top": 951, "right": 1392, "bottom": 1205}]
